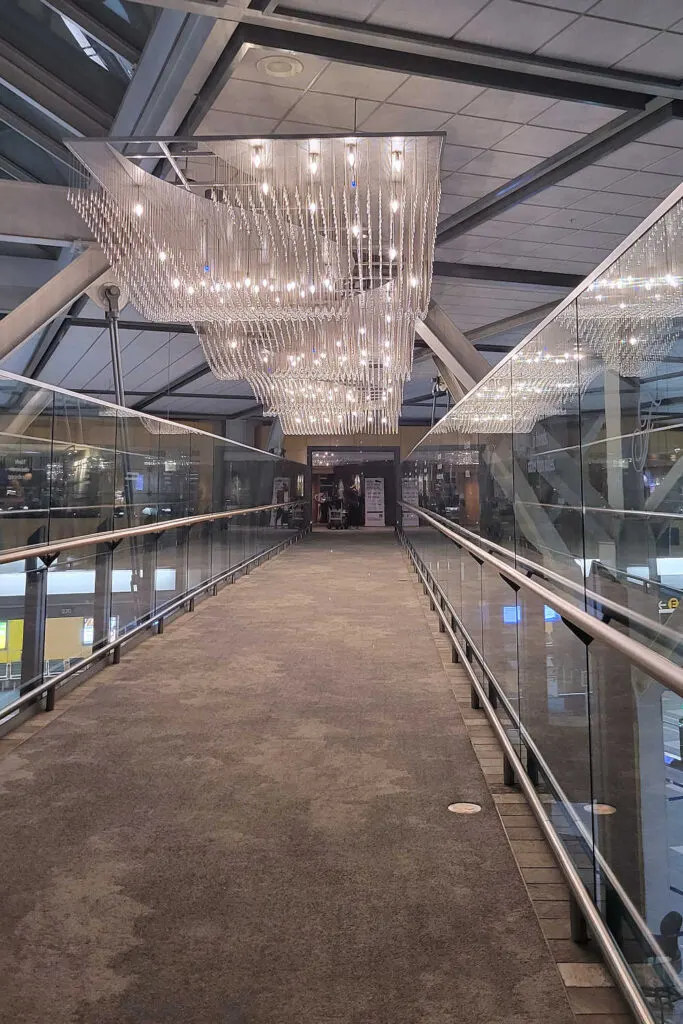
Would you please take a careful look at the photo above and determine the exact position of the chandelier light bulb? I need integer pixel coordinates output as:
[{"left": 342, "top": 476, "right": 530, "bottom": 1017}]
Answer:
[
  {"left": 352, "top": 223, "right": 360, "bottom": 237},
  {"left": 172, "top": 278, "right": 180, "bottom": 289},
  {"left": 252, "top": 145, "right": 263, "bottom": 168},
  {"left": 262, "top": 181, "right": 269, "bottom": 194},
  {"left": 347, "top": 145, "right": 356, "bottom": 167},
  {"left": 133, "top": 202, "right": 143, "bottom": 217},
  {"left": 158, "top": 250, "right": 166, "bottom": 262},
  {"left": 389, "top": 247, "right": 397, "bottom": 260},
  {"left": 390, "top": 197, "right": 399, "bottom": 213},
  {"left": 309, "top": 157, "right": 318, "bottom": 175},
  {"left": 309, "top": 201, "right": 317, "bottom": 214},
  {"left": 392, "top": 151, "right": 402, "bottom": 173},
  {"left": 244, "top": 277, "right": 251, "bottom": 287}
]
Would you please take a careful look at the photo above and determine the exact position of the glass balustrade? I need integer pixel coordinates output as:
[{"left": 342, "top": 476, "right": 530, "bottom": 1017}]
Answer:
[
  {"left": 0, "top": 371, "right": 309, "bottom": 716},
  {"left": 402, "top": 179, "right": 683, "bottom": 1022}
]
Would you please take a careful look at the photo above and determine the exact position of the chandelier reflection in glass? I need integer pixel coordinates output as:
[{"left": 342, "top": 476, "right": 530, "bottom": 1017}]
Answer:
[{"left": 67, "top": 133, "right": 443, "bottom": 433}]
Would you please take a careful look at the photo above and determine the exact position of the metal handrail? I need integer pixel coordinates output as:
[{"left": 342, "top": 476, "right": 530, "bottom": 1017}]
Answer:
[
  {"left": 400, "top": 528, "right": 683, "bottom": 1007},
  {"left": 0, "top": 515, "right": 309, "bottom": 724},
  {"left": 421, "top": 507, "right": 683, "bottom": 651},
  {"left": 401, "top": 502, "right": 683, "bottom": 698},
  {"left": 400, "top": 534, "right": 659, "bottom": 1024},
  {"left": 0, "top": 501, "right": 304, "bottom": 566}
]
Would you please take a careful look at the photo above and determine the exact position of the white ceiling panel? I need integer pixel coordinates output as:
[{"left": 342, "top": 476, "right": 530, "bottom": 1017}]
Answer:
[
  {"left": 645, "top": 149, "right": 683, "bottom": 176},
  {"left": 456, "top": 0, "right": 577, "bottom": 51},
  {"left": 596, "top": 140, "right": 679, "bottom": 170},
  {"left": 560, "top": 165, "right": 631, "bottom": 191},
  {"left": 440, "top": 113, "right": 518, "bottom": 148},
  {"left": 538, "top": 18, "right": 657, "bottom": 65},
  {"left": 308, "top": 63, "right": 407, "bottom": 101},
  {"left": 212, "top": 79, "right": 303, "bottom": 120},
  {"left": 232, "top": 47, "right": 328, "bottom": 90},
  {"left": 358, "top": 102, "right": 448, "bottom": 133},
  {"left": 387, "top": 76, "right": 485, "bottom": 113},
  {"left": 368, "top": 0, "right": 490, "bottom": 37},
  {"left": 458, "top": 150, "right": 539, "bottom": 177},
  {"left": 589, "top": 0, "right": 683, "bottom": 29},
  {"left": 287, "top": 0, "right": 377, "bottom": 16},
  {"left": 198, "top": 110, "right": 279, "bottom": 137},
  {"left": 530, "top": 99, "right": 622, "bottom": 132},
  {"left": 603, "top": 170, "right": 682, "bottom": 198},
  {"left": 441, "top": 172, "right": 508, "bottom": 197},
  {"left": 285, "top": 92, "right": 378, "bottom": 129},
  {"left": 459, "top": 89, "right": 555, "bottom": 124},
  {"left": 525, "top": 185, "right": 595, "bottom": 207},
  {"left": 438, "top": 195, "right": 472, "bottom": 219},
  {"left": 441, "top": 144, "right": 485, "bottom": 171},
  {"left": 616, "top": 32, "right": 683, "bottom": 76},
  {"left": 568, "top": 190, "right": 638, "bottom": 213},
  {"left": 534, "top": 208, "right": 604, "bottom": 229},
  {"left": 493, "top": 124, "right": 583, "bottom": 157}
]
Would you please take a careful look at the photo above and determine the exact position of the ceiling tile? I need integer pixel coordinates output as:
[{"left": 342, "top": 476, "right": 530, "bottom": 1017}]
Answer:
[
  {"left": 589, "top": 0, "right": 682, "bottom": 29},
  {"left": 459, "top": 150, "right": 539, "bottom": 176},
  {"left": 604, "top": 169, "right": 681, "bottom": 197},
  {"left": 526, "top": 185, "right": 595, "bottom": 206},
  {"left": 597, "top": 140, "right": 679, "bottom": 170},
  {"left": 538, "top": 17, "right": 658, "bottom": 65},
  {"left": 561, "top": 165, "right": 630, "bottom": 190},
  {"left": 441, "top": 143, "right": 485, "bottom": 171},
  {"left": 531, "top": 99, "right": 621, "bottom": 132},
  {"left": 536, "top": 208, "right": 603, "bottom": 229},
  {"left": 287, "top": 0, "right": 377, "bottom": 16},
  {"left": 308, "top": 62, "right": 407, "bottom": 101},
  {"left": 368, "top": 0, "right": 490, "bottom": 37},
  {"left": 569, "top": 191, "right": 635, "bottom": 213},
  {"left": 457, "top": 0, "right": 577, "bottom": 51},
  {"left": 619, "top": 197, "right": 661, "bottom": 217},
  {"left": 359, "top": 102, "right": 448, "bottom": 133},
  {"left": 213, "top": 79, "right": 302, "bottom": 119},
  {"left": 495, "top": 204, "right": 558, "bottom": 224},
  {"left": 232, "top": 47, "right": 328, "bottom": 90},
  {"left": 641, "top": 121, "right": 683, "bottom": 147},
  {"left": 525, "top": 0, "right": 595, "bottom": 8},
  {"left": 513, "top": 224, "right": 576, "bottom": 243},
  {"left": 388, "top": 76, "right": 485, "bottom": 113},
  {"left": 441, "top": 113, "right": 518, "bottom": 148},
  {"left": 493, "top": 124, "right": 583, "bottom": 157},
  {"left": 644, "top": 149, "right": 683, "bottom": 175},
  {"left": 484, "top": 238, "right": 543, "bottom": 256},
  {"left": 284, "top": 92, "right": 378, "bottom": 129},
  {"left": 198, "top": 111, "right": 279, "bottom": 136},
  {"left": 458, "top": 220, "right": 520, "bottom": 239},
  {"left": 459, "top": 88, "right": 555, "bottom": 124},
  {"left": 438, "top": 195, "right": 473, "bottom": 219},
  {"left": 554, "top": 229, "right": 625, "bottom": 247},
  {"left": 441, "top": 171, "right": 507, "bottom": 197},
  {"left": 616, "top": 32, "right": 683, "bottom": 76}
]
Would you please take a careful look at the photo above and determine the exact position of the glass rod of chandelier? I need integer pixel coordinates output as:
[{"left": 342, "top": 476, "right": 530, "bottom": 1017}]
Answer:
[{"left": 67, "top": 133, "right": 444, "bottom": 434}]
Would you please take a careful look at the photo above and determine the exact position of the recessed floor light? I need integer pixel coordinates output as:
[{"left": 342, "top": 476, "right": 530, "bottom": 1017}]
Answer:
[
  {"left": 448, "top": 802, "right": 482, "bottom": 815},
  {"left": 258, "top": 55, "right": 304, "bottom": 78},
  {"left": 583, "top": 802, "right": 616, "bottom": 816}
]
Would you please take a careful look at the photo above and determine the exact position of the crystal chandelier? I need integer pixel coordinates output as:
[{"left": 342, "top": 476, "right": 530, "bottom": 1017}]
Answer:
[{"left": 67, "top": 133, "right": 444, "bottom": 434}]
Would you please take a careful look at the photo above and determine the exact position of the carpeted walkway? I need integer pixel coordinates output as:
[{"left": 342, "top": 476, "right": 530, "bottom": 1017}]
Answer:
[{"left": 0, "top": 531, "right": 576, "bottom": 1024}]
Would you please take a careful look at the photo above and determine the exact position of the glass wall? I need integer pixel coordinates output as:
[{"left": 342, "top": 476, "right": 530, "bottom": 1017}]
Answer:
[
  {"left": 0, "top": 371, "right": 308, "bottom": 713},
  {"left": 403, "top": 181, "right": 683, "bottom": 1020}
]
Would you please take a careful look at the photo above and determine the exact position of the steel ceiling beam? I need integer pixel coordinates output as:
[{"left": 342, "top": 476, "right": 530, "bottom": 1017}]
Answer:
[
  {"left": 132, "top": 363, "right": 213, "bottom": 410},
  {"left": 0, "top": 182, "right": 94, "bottom": 246},
  {"left": 0, "top": 101, "right": 72, "bottom": 170},
  {"left": 23, "top": 292, "right": 89, "bottom": 379},
  {"left": 125, "top": 0, "right": 674, "bottom": 106},
  {"left": 466, "top": 302, "right": 561, "bottom": 343},
  {"left": 38, "top": 0, "right": 143, "bottom": 65},
  {"left": 433, "top": 261, "right": 581, "bottom": 289},
  {"left": 438, "top": 99, "right": 680, "bottom": 244},
  {"left": 0, "top": 151, "right": 38, "bottom": 182},
  {"left": 65, "top": 316, "right": 196, "bottom": 333}
]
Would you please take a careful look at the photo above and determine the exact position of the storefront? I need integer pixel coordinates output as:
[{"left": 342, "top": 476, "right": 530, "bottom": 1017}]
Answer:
[{"left": 308, "top": 447, "right": 400, "bottom": 528}]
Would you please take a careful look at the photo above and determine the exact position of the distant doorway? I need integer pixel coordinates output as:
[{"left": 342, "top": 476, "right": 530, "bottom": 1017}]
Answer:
[{"left": 308, "top": 446, "right": 400, "bottom": 528}]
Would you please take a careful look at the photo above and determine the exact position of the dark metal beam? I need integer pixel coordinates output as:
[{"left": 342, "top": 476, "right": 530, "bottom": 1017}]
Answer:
[
  {"left": 226, "top": 402, "right": 262, "bottom": 419},
  {"left": 65, "top": 316, "right": 196, "bottom": 333},
  {"left": 438, "top": 99, "right": 680, "bottom": 244},
  {"left": 0, "top": 152, "right": 38, "bottom": 182},
  {"left": 0, "top": 101, "right": 72, "bottom": 170},
  {"left": 38, "top": 0, "right": 143, "bottom": 65},
  {"left": 132, "top": 363, "right": 213, "bottom": 410},
  {"left": 81, "top": 390, "right": 254, "bottom": 399},
  {"left": 178, "top": 24, "right": 250, "bottom": 136},
  {"left": 433, "top": 261, "right": 582, "bottom": 289},
  {"left": 233, "top": 22, "right": 650, "bottom": 110}
]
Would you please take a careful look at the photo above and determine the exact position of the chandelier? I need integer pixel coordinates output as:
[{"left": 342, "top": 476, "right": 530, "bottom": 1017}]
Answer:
[{"left": 67, "top": 133, "right": 444, "bottom": 433}]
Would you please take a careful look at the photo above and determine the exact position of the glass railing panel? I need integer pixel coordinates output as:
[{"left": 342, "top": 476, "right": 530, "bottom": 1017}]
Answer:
[
  {"left": 516, "top": 587, "right": 596, "bottom": 897},
  {"left": 110, "top": 534, "right": 155, "bottom": 637},
  {"left": 460, "top": 548, "right": 484, "bottom": 683},
  {"left": 113, "top": 410, "right": 162, "bottom": 533},
  {"left": 187, "top": 520, "right": 212, "bottom": 589},
  {"left": 584, "top": 637, "right": 683, "bottom": 1020},
  {"left": 0, "top": 377, "right": 54, "bottom": 551},
  {"left": 45, "top": 548, "right": 102, "bottom": 681},
  {"left": 50, "top": 390, "right": 117, "bottom": 544},
  {"left": 480, "top": 559, "right": 520, "bottom": 729},
  {"left": 155, "top": 527, "right": 185, "bottom": 613}
]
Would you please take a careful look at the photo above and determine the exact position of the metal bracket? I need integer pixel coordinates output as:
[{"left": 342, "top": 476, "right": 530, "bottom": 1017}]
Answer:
[{"left": 561, "top": 616, "right": 594, "bottom": 647}]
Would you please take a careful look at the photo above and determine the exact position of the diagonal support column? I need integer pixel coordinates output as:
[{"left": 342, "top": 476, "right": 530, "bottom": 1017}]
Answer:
[{"left": 0, "top": 246, "right": 110, "bottom": 359}]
